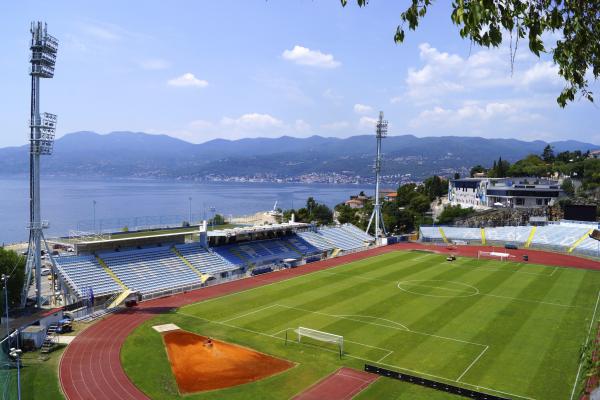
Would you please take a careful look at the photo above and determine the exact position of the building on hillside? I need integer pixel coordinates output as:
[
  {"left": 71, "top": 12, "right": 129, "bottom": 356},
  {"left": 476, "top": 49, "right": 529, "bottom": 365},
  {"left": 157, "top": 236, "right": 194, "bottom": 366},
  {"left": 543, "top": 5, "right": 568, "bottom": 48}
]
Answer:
[
  {"left": 448, "top": 177, "right": 563, "bottom": 209},
  {"left": 589, "top": 150, "right": 600, "bottom": 159},
  {"left": 344, "top": 193, "right": 371, "bottom": 209},
  {"left": 382, "top": 191, "right": 397, "bottom": 202}
]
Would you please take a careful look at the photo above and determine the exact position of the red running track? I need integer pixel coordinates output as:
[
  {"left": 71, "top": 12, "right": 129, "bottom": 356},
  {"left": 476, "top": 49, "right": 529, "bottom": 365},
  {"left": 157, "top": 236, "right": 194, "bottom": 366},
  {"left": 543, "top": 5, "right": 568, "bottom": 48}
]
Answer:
[
  {"left": 59, "top": 243, "right": 599, "bottom": 400},
  {"left": 292, "top": 367, "right": 378, "bottom": 400}
]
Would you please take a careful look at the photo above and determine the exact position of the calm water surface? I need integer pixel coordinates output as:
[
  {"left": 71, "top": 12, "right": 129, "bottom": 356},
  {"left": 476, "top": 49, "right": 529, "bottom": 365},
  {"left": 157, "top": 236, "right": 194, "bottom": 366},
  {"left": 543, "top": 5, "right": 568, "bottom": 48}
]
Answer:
[{"left": 0, "top": 176, "right": 372, "bottom": 244}]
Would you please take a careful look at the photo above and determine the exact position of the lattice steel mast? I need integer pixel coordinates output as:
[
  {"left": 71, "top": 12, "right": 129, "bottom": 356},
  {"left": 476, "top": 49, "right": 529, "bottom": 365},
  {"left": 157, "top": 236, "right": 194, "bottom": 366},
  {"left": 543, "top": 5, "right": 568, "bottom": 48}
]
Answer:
[
  {"left": 22, "top": 22, "right": 59, "bottom": 308},
  {"left": 366, "top": 111, "right": 387, "bottom": 241}
]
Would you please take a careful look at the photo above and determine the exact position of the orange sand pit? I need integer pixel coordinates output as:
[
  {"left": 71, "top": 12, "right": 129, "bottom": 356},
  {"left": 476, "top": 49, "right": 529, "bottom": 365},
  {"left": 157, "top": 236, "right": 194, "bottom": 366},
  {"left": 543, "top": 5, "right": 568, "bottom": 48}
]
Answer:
[{"left": 162, "top": 330, "right": 294, "bottom": 393}]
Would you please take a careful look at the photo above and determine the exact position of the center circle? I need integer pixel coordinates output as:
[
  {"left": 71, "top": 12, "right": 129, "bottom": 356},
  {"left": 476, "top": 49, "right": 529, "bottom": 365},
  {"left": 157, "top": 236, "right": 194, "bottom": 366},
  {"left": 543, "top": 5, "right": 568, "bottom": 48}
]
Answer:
[{"left": 397, "top": 279, "right": 479, "bottom": 298}]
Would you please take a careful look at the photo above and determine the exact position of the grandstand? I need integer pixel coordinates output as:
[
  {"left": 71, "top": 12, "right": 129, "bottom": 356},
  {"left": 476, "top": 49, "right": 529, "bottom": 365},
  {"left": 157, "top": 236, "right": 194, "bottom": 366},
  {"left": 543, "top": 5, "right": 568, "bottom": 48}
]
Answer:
[
  {"left": 420, "top": 221, "right": 599, "bottom": 258},
  {"left": 53, "top": 255, "right": 122, "bottom": 298},
  {"left": 51, "top": 222, "right": 376, "bottom": 305},
  {"left": 100, "top": 247, "right": 202, "bottom": 294}
]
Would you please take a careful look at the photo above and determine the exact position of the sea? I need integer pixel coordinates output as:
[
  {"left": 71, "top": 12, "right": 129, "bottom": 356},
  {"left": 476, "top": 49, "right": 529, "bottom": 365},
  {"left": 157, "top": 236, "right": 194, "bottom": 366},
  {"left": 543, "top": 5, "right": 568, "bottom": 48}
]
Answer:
[{"left": 0, "top": 176, "right": 372, "bottom": 245}]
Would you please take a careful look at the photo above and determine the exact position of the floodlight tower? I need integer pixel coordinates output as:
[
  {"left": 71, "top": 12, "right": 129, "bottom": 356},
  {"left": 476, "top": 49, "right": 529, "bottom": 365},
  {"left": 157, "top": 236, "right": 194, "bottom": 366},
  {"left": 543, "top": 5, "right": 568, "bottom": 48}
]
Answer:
[
  {"left": 366, "top": 111, "right": 388, "bottom": 242},
  {"left": 21, "top": 22, "right": 59, "bottom": 308}
]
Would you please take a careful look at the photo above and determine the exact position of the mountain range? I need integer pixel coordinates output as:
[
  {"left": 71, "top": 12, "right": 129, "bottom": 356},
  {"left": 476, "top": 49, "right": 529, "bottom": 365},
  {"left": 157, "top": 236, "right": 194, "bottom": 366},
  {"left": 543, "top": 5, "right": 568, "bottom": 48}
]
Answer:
[{"left": 0, "top": 131, "right": 598, "bottom": 182}]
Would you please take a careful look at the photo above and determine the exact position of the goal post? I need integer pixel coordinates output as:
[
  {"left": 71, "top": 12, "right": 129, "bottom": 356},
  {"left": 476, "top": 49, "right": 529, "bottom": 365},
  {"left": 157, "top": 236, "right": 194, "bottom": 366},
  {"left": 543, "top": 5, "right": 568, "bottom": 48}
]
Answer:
[
  {"left": 294, "top": 327, "right": 344, "bottom": 358},
  {"left": 478, "top": 251, "right": 511, "bottom": 261}
]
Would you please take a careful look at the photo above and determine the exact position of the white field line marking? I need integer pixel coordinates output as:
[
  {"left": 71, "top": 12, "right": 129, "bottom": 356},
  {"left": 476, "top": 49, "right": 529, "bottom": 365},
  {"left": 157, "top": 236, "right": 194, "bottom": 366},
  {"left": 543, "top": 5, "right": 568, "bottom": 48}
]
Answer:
[
  {"left": 482, "top": 293, "right": 584, "bottom": 309},
  {"left": 550, "top": 267, "right": 558, "bottom": 277},
  {"left": 376, "top": 350, "right": 394, "bottom": 363},
  {"left": 271, "top": 328, "right": 289, "bottom": 337},
  {"left": 322, "top": 268, "right": 587, "bottom": 310},
  {"left": 275, "top": 304, "right": 412, "bottom": 332},
  {"left": 176, "top": 310, "right": 535, "bottom": 400},
  {"left": 451, "top": 262, "right": 554, "bottom": 277},
  {"left": 219, "top": 304, "right": 279, "bottom": 323},
  {"left": 456, "top": 345, "right": 489, "bottom": 382},
  {"left": 333, "top": 315, "right": 408, "bottom": 330},
  {"left": 397, "top": 280, "right": 479, "bottom": 298},
  {"left": 569, "top": 289, "right": 600, "bottom": 400},
  {"left": 275, "top": 304, "right": 487, "bottom": 348},
  {"left": 178, "top": 250, "right": 421, "bottom": 310},
  {"left": 344, "top": 338, "right": 394, "bottom": 353}
]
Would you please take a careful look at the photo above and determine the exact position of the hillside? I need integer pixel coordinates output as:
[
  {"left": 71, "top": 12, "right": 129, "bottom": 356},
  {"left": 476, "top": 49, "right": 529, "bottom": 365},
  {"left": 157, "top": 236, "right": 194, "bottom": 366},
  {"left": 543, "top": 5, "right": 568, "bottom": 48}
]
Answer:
[{"left": 0, "top": 131, "right": 598, "bottom": 182}]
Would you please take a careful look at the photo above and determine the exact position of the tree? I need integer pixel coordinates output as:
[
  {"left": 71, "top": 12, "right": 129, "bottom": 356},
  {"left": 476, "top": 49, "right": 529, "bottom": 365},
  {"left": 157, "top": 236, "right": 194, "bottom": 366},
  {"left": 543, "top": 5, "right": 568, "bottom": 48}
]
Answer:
[
  {"left": 561, "top": 178, "right": 575, "bottom": 196},
  {"left": 419, "top": 176, "right": 448, "bottom": 201},
  {"left": 437, "top": 205, "right": 475, "bottom": 225},
  {"left": 341, "top": 1, "right": 600, "bottom": 106},
  {"left": 0, "top": 248, "right": 26, "bottom": 311},
  {"left": 542, "top": 145, "right": 555, "bottom": 163},
  {"left": 335, "top": 204, "right": 360, "bottom": 225},
  {"left": 453, "top": 172, "right": 460, "bottom": 180},
  {"left": 211, "top": 214, "right": 225, "bottom": 225},
  {"left": 284, "top": 198, "right": 333, "bottom": 225},
  {"left": 396, "top": 183, "right": 418, "bottom": 206},
  {"left": 470, "top": 165, "right": 486, "bottom": 177},
  {"left": 409, "top": 193, "right": 431, "bottom": 214}
]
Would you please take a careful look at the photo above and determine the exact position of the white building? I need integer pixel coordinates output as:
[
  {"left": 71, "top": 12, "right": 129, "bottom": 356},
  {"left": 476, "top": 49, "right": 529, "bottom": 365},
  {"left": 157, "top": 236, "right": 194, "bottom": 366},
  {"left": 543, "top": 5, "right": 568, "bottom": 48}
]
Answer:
[{"left": 448, "top": 177, "right": 563, "bottom": 209}]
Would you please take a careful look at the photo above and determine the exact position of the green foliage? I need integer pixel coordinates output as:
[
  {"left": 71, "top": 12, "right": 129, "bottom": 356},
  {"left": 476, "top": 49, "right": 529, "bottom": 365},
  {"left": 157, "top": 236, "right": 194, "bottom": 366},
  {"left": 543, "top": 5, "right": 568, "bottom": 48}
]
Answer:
[
  {"left": 0, "top": 247, "right": 26, "bottom": 308},
  {"left": 418, "top": 175, "right": 448, "bottom": 201},
  {"left": 582, "top": 158, "right": 600, "bottom": 190},
  {"left": 542, "top": 145, "right": 555, "bottom": 163},
  {"left": 437, "top": 204, "right": 475, "bottom": 225},
  {"left": 488, "top": 157, "right": 511, "bottom": 178},
  {"left": 561, "top": 178, "right": 575, "bottom": 196},
  {"left": 122, "top": 225, "right": 129, "bottom": 232},
  {"left": 335, "top": 203, "right": 361, "bottom": 226},
  {"left": 470, "top": 165, "right": 486, "bottom": 177},
  {"left": 507, "top": 154, "right": 547, "bottom": 176},
  {"left": 408, "top": 194, "right": 431, "bottom": 214},
  {"left": 396, "top": 183, "right": 419, "bottom": 206},
  {"left": 210, "top": 214, "right": 226, "bottom": 226},
  {"left": 285, "top": 197, "right": 333, "bottom": 225},
  {"left": 341, "top": 0, "right": 600, "bottom": 107}
]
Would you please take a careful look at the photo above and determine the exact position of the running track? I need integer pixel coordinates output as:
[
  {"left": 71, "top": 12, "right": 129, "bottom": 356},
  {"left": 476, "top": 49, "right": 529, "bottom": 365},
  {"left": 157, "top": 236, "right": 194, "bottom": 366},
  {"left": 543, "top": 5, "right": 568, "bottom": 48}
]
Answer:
[{"left": 59, "top": 243, "right": 599, "bottom": 400}]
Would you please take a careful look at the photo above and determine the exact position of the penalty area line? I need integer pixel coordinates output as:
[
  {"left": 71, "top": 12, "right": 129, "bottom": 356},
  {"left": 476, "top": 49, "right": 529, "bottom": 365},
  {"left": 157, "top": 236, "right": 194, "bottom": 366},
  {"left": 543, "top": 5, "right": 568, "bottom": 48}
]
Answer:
[
  {"left": 569, "top": 289, "right": 600, "bottom": 400},
  {"left": 175, "top": 310, "right": 534, "bottom": 400},
  {"left": 456, "top": 345, "right": 489, "bottom": 382}
]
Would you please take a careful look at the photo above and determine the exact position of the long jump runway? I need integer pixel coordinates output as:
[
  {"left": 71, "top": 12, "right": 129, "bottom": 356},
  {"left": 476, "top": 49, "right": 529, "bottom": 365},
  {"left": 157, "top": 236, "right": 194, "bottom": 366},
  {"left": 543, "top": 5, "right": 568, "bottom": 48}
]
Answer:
[{"left": 58, "top": 244, "right": 599, "bottom": 399}]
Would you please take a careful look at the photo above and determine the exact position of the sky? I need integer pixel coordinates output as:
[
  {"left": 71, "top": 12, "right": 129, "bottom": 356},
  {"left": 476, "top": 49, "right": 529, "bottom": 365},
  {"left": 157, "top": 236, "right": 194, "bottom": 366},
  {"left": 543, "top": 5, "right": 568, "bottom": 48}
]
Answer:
[{"left": 1, "top": 0, "right": 599, "bottom": 148}]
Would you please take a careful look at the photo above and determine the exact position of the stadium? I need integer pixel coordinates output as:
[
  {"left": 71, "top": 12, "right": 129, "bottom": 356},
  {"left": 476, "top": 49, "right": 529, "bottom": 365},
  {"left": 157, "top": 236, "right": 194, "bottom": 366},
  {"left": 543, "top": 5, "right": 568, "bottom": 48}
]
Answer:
[
  {"left": 2, "top": 11, "right": 600, "bottom": 400},
  {"left": 3, "top": 216, "right": 600, "bottom": 400}
]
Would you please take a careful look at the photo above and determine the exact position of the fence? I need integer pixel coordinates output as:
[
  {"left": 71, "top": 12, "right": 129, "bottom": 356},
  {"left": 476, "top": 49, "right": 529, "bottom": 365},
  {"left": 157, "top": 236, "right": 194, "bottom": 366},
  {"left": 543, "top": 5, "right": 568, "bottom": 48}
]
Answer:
[{"left": 1, "top": 333, "right": 19, "bottom": 400}]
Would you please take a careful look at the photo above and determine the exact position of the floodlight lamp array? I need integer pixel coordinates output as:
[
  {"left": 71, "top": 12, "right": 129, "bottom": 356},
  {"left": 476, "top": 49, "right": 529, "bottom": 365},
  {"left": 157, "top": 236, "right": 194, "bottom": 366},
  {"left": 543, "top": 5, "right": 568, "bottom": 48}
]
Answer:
[{"left": 30, "top": 22, "right": 58, "bottom": 78}]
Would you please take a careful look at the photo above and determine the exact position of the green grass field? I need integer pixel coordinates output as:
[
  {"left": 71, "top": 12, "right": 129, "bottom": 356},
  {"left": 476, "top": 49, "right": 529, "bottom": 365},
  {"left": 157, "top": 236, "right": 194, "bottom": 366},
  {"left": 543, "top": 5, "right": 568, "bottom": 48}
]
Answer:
[{"left": 122, "top": 251, "right": 600, "bottom": 400}]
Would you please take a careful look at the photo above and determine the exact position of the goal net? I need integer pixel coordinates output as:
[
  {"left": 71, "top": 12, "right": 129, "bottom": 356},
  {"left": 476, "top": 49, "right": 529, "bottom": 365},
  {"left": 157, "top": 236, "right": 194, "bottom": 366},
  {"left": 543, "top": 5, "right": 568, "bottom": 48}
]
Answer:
[
  {"left": 478, "top": 251, "right": 512, "bottom": 261},
  {"left": 295, "top": 327, "right": 344, "bottom": 358}
]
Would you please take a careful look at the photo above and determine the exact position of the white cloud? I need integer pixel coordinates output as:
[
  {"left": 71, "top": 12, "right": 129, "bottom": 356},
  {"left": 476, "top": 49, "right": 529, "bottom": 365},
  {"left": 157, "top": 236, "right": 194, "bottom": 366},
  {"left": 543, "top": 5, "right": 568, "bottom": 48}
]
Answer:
[
  {"left": 167, "top": 73, "right": 208, "bottom": 88},
  {"left": 521, "top": 61, "right": 561, "bottom": 86},
  {"left": 402, "top": 42, "right": 563, "bottom": 102},
  {"left": 358, "top": 116, "right": 378, "bottom": 130},
  {"left": 294, "top": 119, "right": 312, "bottom": 134},
  {"left": 140, "top": 59, "right": 170, "bottom": 70},
  {"left": 409, "top": 100, "right": 544, "bottom": 134},
  {"left": 353, "top": 104, "right": 373, "bottom": 114},
  {"left": 165, "top": 114, "right": 317, "bottom": 142},
  {"left": 221, "top": 113, "right": 283, "bottom": 131},
  {"left": 282, "top": 45, "right": 341, "bottom": 68}
]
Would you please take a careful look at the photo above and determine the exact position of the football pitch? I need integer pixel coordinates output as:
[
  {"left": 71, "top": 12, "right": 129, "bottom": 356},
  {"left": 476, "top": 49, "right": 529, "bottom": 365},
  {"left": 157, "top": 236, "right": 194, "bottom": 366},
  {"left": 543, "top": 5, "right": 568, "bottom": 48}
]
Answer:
[{"left": 122, "top": 250, "right": 600, "bottom": 400}]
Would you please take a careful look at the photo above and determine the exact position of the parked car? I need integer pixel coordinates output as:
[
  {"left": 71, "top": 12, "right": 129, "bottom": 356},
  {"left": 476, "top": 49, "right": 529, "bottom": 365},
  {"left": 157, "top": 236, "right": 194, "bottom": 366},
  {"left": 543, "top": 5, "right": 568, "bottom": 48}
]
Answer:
[{"left": 40, "top": 268, "right": 51, "bottom": 276}]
